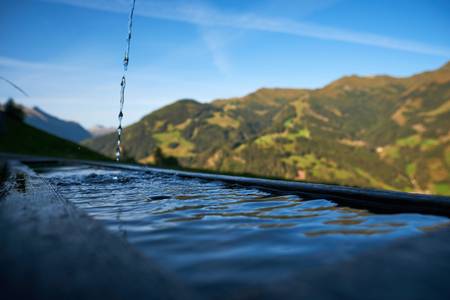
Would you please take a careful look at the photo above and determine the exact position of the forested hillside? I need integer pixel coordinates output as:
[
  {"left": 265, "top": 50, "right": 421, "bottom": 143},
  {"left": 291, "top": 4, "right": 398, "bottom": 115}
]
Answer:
[{"left": 84, "top": 62, "right": 450, "bottom": 195}]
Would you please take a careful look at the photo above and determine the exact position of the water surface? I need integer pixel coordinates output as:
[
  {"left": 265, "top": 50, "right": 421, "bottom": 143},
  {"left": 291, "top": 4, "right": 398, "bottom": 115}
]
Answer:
[{"left": 37, "top": 165, "right": 449, "bottom": 296}]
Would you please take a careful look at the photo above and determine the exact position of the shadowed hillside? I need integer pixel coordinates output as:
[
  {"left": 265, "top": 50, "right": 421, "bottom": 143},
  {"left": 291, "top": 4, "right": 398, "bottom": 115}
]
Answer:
[
  {"left": 83, "top": 62, "right": 450, "bottom": 195},
  {"left": 24, "top": 106, "right": 92, "bottom": 142},
  {"left": 0, "top": 112, "right": 108, "bottom": 161}
]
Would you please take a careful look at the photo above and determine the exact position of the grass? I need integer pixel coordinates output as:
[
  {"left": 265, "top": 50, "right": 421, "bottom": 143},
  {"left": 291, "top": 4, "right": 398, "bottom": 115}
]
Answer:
[
  {"left": 0, "top": 114, "right": 110, "bottom": 161},
  {"left": 283, "top": 118, "right": 294, "bottom": 128},
  {"left": 420, "top": 139, "right": 440, "bottom": 151},
  {"left": 175, "top": 118, "right": 192, "bottom": 130},
  {"left": 383, "top": 135, "right": 440, "bottom": 161},
  {"left": 255, "top": 127, "right": 311, "bottom": 148},
  {"left": 294, "top": 128, "right": 311, "bottom": 139},
  {"left": 397, "top": 135, "right": 421, "bottom": 148},
  {"left": 433, "top": 183, "right": 450, "bottom": 196},
  {"left": 153, "top": 130, "right": 194, "bottom": 157},
  {"left": 207, "top": 112, "right": 240, "bottom": 129},
  {"left": 406, "top": 162, "right": 416, "bottom": 177},
  {"left": 283, "top": 154, "right": 354, "bottom": 183},
  {"left": 422, "top": 101, "right": 450, "bottom": 117},
  {"left": 254, "top": 134, "right": 278, "bottom": 147},
  {"left": 282, "top": 154, "right": 317, "bottom": 169},
  {"left": 382, "top": 145, "right": 400, "bottom": 160}
]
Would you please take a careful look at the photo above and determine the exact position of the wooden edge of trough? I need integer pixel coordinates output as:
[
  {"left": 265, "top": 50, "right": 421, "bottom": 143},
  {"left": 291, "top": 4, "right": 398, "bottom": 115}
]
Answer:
[
  {"left": 2, "top": 151, "right": 448, "bottom": 217},
  {"left": 48, "top": 159, "right": 450, "bottom": 217},
  {"left": 0, "top": 159, "right": 198, "bottom": 300}
]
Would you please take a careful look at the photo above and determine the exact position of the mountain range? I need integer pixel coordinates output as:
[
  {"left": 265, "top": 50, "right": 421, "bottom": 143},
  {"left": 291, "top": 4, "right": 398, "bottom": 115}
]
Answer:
[
  {"left": 83, "top": 62, "right": 450, "bottom": 195},
  {"left": 24, "top": 106, "right": 92, "bottom": 142}
]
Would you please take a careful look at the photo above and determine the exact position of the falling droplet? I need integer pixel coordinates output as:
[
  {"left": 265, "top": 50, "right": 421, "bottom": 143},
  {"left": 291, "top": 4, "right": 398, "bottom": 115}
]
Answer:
[{"left": 116, "top": 0, "right": 136, "bottom": 162}]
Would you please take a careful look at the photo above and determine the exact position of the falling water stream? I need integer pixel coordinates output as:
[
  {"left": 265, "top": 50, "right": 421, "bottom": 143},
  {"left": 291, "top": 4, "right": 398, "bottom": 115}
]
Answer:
[{"left": 116, "top": 0, "right": 136, "bottom": 162}]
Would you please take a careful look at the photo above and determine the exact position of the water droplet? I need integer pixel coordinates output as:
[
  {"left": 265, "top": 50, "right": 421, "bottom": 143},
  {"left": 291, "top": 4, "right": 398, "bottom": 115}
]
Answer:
[{"left": 116, "top": 0, "right": 136, "bottom": 162}]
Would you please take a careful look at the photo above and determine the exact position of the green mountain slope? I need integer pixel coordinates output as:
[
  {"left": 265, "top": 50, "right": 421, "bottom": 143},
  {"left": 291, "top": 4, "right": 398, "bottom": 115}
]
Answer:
[
  {"left": 84, "top": 62, "right": 450, "bottom": 195},
  {"left": 0, "top": 113, "right": 109, "bottom": 161}
]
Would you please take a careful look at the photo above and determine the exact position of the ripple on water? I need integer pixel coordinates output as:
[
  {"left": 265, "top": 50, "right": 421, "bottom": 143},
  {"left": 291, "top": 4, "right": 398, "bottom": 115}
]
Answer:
[{"left": 37, "top": 165, "right": 450, "bottom": 293}]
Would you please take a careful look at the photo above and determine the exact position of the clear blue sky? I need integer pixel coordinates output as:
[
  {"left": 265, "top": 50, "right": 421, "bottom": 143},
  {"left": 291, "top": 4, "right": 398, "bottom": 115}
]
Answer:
[{"left": 1, "top": 0, "right": 449, "bottom": 128}]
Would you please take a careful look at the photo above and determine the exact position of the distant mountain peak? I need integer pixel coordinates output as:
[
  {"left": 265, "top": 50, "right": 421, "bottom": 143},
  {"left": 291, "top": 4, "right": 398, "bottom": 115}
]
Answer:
[
  {"left": 89, "top": 124, "right": 115, "bottom": 137},
  {"left": 22, "top": 105, "right": 92, "bottom": 143}
]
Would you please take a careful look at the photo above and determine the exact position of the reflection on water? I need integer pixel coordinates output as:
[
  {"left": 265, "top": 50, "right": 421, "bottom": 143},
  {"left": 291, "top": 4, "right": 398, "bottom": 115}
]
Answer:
[{"left": 38, "top": 165, "right": 449, "bottom": 294}]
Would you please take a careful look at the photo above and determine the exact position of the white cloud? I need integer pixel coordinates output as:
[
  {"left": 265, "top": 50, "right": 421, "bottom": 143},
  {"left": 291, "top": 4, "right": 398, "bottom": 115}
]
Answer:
[
  {"left": 43, "top": 0, "right": 450, "bottom": 57},
  {"left": 0, "top": 56, "right": 67, "bottom": 70},
  {"left": 200, "top": 28, "right": 233, "bottom": 75}
]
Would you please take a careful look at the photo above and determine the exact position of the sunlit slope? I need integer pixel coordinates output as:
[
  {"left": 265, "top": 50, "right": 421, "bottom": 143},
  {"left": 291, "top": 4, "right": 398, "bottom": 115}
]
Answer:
[
  {"left": 83, "top": 62, "right": 450, "bottom": 195},
  {"left": 0, "top": 114, "right": 109, "bottom": 161}
]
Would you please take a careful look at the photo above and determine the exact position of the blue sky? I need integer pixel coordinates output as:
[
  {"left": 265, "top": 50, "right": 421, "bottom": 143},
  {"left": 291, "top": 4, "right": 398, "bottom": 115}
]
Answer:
[{"left": 0, "top": 0, "right": 449, "bottom": 128}]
